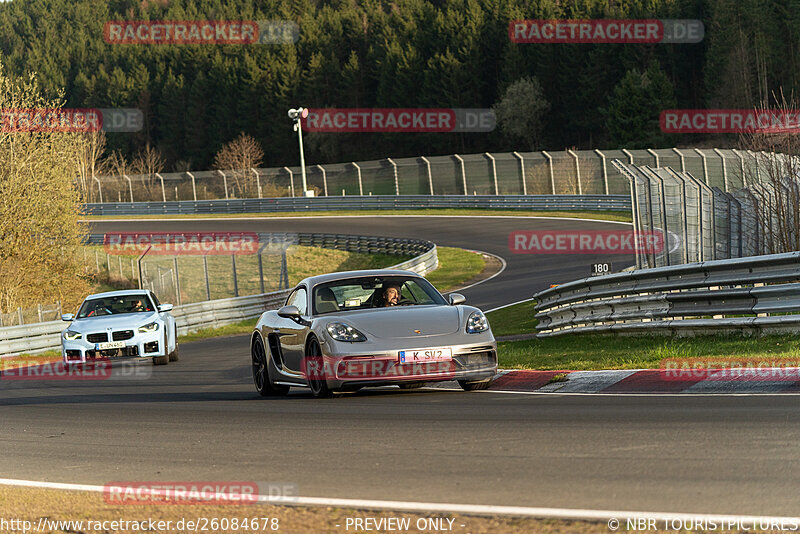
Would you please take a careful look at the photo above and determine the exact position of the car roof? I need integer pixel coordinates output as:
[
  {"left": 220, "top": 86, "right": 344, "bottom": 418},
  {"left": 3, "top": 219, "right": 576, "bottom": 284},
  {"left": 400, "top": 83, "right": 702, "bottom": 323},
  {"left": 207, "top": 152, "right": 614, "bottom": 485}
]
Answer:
[
  {"left": 298, "top": 269, "right": 423, "bottom": 289},
  {"left": 83, "top": 289, "right": 152, "bottom": 300}
]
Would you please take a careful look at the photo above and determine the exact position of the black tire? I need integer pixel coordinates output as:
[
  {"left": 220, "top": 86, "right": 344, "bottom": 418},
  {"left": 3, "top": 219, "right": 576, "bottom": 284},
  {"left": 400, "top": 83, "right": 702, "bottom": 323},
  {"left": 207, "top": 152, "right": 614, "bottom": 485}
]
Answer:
[
  {"left": 153, "top": 333, "right": 169, "bottom": 365},
  {"left": 458, "top": 378, "right": 492, "bottom": 391},
  {"left": 306, "top": 337, "right": 333, "bottom": 398},
  {"left": 252, "top": 334, "right": 289, "bottom": 397},
  {"left": 398, "top": 382, "right": 425, "bottom": 389},
  {"left": 168, "top": 326, "right": 179, "bottom": 361}
]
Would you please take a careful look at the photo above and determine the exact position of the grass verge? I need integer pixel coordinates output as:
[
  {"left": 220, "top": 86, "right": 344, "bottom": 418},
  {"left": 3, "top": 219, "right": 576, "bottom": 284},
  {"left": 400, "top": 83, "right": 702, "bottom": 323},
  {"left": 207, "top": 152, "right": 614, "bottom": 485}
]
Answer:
[
  {"left": 485, "top": 300, "right": 538, "bottom": 336},
  {"left": 85, "top": 208, "right": 632, "bottom": 223},
  {"left": 425, "top": 247, "right": 485, "bottom": 292}
]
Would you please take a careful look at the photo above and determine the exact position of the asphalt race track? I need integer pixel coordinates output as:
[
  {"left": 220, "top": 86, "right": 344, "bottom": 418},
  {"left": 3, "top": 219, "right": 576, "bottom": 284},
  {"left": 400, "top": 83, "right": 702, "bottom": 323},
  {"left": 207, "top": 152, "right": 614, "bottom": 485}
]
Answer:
[{"left": 3, "top": 216, "right": 800, "bottom": 517}]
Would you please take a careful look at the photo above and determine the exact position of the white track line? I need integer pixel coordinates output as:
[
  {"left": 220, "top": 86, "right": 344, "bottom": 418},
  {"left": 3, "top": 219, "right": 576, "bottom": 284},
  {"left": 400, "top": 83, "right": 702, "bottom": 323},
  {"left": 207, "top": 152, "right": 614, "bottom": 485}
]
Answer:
[
  {"left": 443, "top": 249, "right": 507, "bottom": 294},
  {"left": 0, "top": 478, "right": 795, "bottom": 523},
  {"left": 485, "top": 297, "right": 533, "bottom": 313}
]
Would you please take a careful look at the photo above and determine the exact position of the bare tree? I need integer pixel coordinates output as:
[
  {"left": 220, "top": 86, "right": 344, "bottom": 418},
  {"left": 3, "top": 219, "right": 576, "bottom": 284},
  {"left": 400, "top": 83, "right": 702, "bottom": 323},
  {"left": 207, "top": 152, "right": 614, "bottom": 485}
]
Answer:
[
  {"left": 214, "top": 133, "right": 265, "bottom": 197},
  {"left": 74, "top": 131, "right": 107, "bottom": 202},
  {"left": 131, "top": 143, "right": 166, "bottom": 200}
]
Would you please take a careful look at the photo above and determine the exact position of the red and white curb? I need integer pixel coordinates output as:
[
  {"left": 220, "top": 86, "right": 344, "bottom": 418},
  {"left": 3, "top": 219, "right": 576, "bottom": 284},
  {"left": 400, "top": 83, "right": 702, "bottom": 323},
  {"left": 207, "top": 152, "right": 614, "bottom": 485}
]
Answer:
[{"left": 430, "top": 369, "right": 800, "bottom": 394}]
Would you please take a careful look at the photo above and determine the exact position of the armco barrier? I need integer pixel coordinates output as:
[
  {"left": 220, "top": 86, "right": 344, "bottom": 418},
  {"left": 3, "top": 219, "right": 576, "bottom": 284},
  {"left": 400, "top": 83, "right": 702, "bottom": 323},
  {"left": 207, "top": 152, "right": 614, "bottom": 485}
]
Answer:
[
  {"left": 534, "top": 252, "right": 800, "bottom": 337},
  {"left": 0, "top": 235, "right": 437, "bottom": 357},
  {"left": 84, "top": 194, "right": 631, "bottom": 216}
]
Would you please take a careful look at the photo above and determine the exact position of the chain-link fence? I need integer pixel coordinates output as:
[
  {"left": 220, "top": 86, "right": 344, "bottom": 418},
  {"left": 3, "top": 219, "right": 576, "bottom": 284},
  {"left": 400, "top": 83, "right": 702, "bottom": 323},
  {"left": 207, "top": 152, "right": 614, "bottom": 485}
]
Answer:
[
  {"left": 615, "top": 152, "right": 800, "bottom": 269},
  {"left": 86, "top": 148, "right": 769, "bottom": 202},
  {"left": 0, "top": 302, "right": 63, "bottom": 327}
]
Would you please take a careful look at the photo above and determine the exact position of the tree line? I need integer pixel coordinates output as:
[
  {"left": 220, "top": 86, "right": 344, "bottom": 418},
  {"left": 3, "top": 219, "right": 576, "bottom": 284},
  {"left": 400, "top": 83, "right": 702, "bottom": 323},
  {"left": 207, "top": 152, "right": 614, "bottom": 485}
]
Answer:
[{"left": 0, "top": 0, "right": 794, "bottom": 171}]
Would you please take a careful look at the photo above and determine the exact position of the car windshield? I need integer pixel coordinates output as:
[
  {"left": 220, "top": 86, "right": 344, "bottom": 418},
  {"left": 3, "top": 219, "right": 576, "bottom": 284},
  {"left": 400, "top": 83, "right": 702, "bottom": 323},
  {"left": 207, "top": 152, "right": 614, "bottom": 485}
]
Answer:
[
  {"left": 313, "top": 276, "right": 447, "bottom": 315},
  {"left": 77, "top": 295, "right": 154, "bottom": 318}
]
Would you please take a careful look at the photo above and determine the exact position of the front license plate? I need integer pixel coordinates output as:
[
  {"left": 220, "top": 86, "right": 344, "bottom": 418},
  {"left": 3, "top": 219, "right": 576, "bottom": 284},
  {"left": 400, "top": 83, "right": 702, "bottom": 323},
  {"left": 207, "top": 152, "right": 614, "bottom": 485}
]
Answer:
[
  {"left": 96, "top": 341, "right": 125, "bottom": 350},
  {"left": 399, "top": 348, "right": 452, "bottom": 363}
]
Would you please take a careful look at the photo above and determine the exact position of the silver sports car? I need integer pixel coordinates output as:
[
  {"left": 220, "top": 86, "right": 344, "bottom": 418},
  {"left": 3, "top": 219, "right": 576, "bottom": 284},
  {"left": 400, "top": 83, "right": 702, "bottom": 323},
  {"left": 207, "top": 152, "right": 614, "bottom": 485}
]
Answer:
[{"left": 251, "top": 270, "right": 498, "bottom": 397}]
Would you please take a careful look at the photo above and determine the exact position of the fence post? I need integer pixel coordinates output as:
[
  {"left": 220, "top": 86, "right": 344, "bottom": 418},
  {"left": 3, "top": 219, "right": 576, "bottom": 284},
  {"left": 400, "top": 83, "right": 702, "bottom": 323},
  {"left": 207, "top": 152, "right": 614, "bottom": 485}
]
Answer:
[
  {"left": 203, "top": 255, "right": 211, "bottom": 300},
  {"left": 57, "top": 300, "right": 62, "bottom": 318},
  {"left": 485, "top": 153, "right": 498, "bottom": 195},
  {"left": 713, "top": 148, "right": 729, "bottom": 192},
  {"left": 131, "top": 258, "right": 137, "bottom": 282},
  {"left": 694, "top": 148, "right": 710, "bottom": 185},
  {"left": 387, "top": 158, "right": 400, "bottom": 195},
  {"left": 156, "top": 173, "right": 166, "bottom": 202},
  {"left": 118, "top": 256, "right": 123, "bottom": 279},
  {"left": 231, "top": 254, "right": 239, "bottom": 297},
  {"left": 732, "top": 149, "right": 747, "bottom": 187},
  {"left": 37, "top": 304, "right": 43, "bottom": 322},
  {"left": 283, "top": 167, "right": 295, "bottom": 197},
  {"left": 252, "top": 168, "right": 262, "bottom": 198},
  {"left": 419, "top": 157, "right": 434, "bottom": 195},
  {"left": 513, "top": 151, "right": 527, "bottom": 195},
  {"left": 280, "top": 249, "right": 289, "bottom": 289},
  {"left": 453, "top": 154, "right": 467, "bottom": 195},
  {"left": 351, "top": 162, "right": 364, "bottom": 195},
  {"left": 594, "top": 149, "right": 609, "bottom": 195},
  {"left": 258, "top": 249, "right": 265, "bottom": 294},
  {"left": 218, "top": 170, "right": 229, "bottom": 199},
  {"left": 137, "top": 246, "right": 151, "bottom": 290},
  {"left": 186, "top": 172, "right": 197, "bottom": 201},
  {"left": 17, "top": 307, "right": 23, "bottom": 325},
  {"left": 542, "top": 151, "right": 555, "bottom": 194},
  {"left": 646, "top": 148, "right": 660, "bottom": 168},
  {"left": 95, "top": 249, "right": 100, "bottom": 272},
  {"left": 173, "top": 256, "right": 181, "bottom": 306},
  {"left": 672, "top": 148, "right": 686, "bottom": 172},
  {"left": 317, "top": 164, "right": 328, "bottom": 196},
  {"left": 93, "top": 175, "right": 104, "bottom": 203},
  {"left": 621, "top": 149, "right": 634, "bottom": 164},
  {"left": 567, "top": 149, "right": 582, "bottom": 195},
  {"left": 123, "top": 174, "right": 134, "bottom": 202}
]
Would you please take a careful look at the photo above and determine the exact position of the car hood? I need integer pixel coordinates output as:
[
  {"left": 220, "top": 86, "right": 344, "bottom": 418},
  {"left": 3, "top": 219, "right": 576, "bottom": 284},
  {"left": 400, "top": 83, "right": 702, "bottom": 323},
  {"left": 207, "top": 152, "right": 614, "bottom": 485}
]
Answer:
[
  {"left": 67, "top": 312, "right": 159, "bottom": 332},
  {"left": 328, "top": 306, "right": 462, "bottom": 339}
]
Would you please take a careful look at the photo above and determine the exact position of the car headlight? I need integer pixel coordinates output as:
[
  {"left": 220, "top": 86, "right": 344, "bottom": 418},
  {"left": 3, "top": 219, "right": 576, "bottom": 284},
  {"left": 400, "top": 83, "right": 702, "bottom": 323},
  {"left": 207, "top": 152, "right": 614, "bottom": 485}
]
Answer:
[
  {"left": 326, "top": 322, "right": 367, "bottom": 342},
  {"left": 137, "top": 322, "right": 159, "bottom": 333},
  {"left": 466, "top": 311, "right": 489, "bottom": 334},
  {"left": 63, "top": 330, "right": 82, "bottom": 341}
]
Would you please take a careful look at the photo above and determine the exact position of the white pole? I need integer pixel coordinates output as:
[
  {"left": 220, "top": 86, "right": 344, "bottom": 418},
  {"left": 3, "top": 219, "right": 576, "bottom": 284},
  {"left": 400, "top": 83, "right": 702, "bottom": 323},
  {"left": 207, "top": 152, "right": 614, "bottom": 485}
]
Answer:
[
  {"left": 123, "top": 174, "right": 134, "bottom": 202},
  {"left": 713, "top": 148, "right": 729, "bottom": 192},
  {"left": 284, "top": 167, "right": 295, "bottom": 197},
  {"left": 156, "top": 173, "right": 166, "bottom": 202},
  {"left": 485, "top": 153, "right": 498, "bottom": 195},
  {"left": 297, "top": 119, "right": 308, "bottom": 194},
  {"left": 352, "top": 162, "right": 363, "bottom": 195},
  {"left": 646, "top": 148, "right": 660, "bottom": 168},
  {"left": 594, "top": 149, "right": 609, "bottom": 195},
  {"left": 672, "top": 148, "right": 686, "bottom": 172},
  {"left": 454, "top": 154, "right": 467, "bottom": 195},
  {"left": 542, "top": 151, "right": 555, "bottom": 194},
  {"left": 621, "top": 148, "right": 635, "bottom": 164},
  {"left": 218, "top": 170, "right": 229, "bottom": 199},
  {"left": 732, "top": 149, "right": 747, "bottom": 187},
  {"left": 387, "top": 158, "right": 399, "bottom": 195},
  {"left": 317, "top": 164, "right": 328, "bottom": 196},
  {"left": 567, "top": 149, "right": 582, "bottom": 195},
  {"left": 420, "top": 157, "right": 434, "bottom": 195},
  {"left": 93, "top": 175, "right": 103, "bottom": 203},
  {"left": 694, "top": 148, "right": 710, "bottom": 185},
  {"left": 513, "top": 151, "right": 527, "bottom": 195},
  {"left": 252, "top": 168, "right": 262, "bottom": 198}
]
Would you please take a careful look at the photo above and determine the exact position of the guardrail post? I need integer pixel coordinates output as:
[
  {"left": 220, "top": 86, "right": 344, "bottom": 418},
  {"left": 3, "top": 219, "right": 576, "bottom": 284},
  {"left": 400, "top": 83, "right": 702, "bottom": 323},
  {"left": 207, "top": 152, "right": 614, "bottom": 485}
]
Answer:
[
  {"left": 672, "top": 148, "right": 686, "bottom": 172},
  {"left": 252, "top": 168, "right": 262, "bottom": 198},
  {"left": 387, "top": 158, "right": 400, "bottom": 195},
  {"left": 713, "top": 148, "right": 729, "bottom": 192},
  {"left": 231, "top": 254, "right": 239, "bottom": 297},
  {"left": 646, "top": 148, "right": 660, "bottom": 168},
  {"left": 453, "top": 154, "right": 467, "bottom": 195},
  {"left": 93, "top": 175, "right": 104, "bottom": 203},
  {"left": 568, "top": 149, "right": 582, "bottom": 195},
  {"left": 218, "top": 170, "right": 229, "bottom": 199},
  {"left": 203, "top": 255, "right": 211, "bottom": 300},
  {"left": 351, "top": 162, "right": 364, "bottom": 196},
  {"left": 694, "top": 148, "right": 710, "bottom": 185},
  {"left": 485, "top": 153, "right": 499, "bottom": 195},
  {"left": 594, "top": 149, "right": 609, "bottom": 195},
  {"left": 173, "top": 256, "right": 182, "bottom": 306},
  {"left": 621, "top": 149, "right": 635, "bottom": 164},
  {"left": 283, "top": 167, "right": 295, "bottom": 197},
  {"left": 512, "top": 152, "right": 527, "bottom": 195},
  {"left": 317, "top": 164, "right": 328, "bottom": 196},
  {"left": 186, "top": 172, "right": 197, "bottom": 201},
  {"left": 420, "top": 157, "right": 433, "bottom": 195},
  {"left": 156, "top": 173, "right": 166, "bottom": 202},
  {"left": 542, "top": 151, "right": 556, "bottom": 194}
]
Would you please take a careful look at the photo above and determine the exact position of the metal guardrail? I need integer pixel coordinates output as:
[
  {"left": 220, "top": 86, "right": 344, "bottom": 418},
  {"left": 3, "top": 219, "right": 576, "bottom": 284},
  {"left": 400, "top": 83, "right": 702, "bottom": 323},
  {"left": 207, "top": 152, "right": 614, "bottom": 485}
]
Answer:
[
  {"left": 0, "top": 235, "right": 437, "bottom": 357},
  {"left": 534, "top": 252, "right": 800, "bottom": 337},
  {"left": 84, "top": 194, "right": 631, "bottom": 216}
]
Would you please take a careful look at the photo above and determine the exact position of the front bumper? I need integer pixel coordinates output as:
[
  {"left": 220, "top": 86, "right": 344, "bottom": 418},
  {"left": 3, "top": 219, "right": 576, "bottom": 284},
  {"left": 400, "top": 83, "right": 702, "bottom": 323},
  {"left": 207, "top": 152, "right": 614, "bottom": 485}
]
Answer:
[
  {"left": 62, "top": 331, "right": 164, "bottom": 363},
  {"left": 317, "top": 336, "right": 498, "bottom": 389}
]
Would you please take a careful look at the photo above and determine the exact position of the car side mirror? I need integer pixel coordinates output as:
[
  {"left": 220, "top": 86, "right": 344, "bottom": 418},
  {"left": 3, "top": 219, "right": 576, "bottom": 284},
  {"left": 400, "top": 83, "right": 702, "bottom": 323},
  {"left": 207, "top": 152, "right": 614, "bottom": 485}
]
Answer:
[
  {"left": 61, "top": 313, "right": 74, "bottom": 321},
  {"left": 158, "top": 304, "right": 174, "bottom": 312},
  {"left": 278, "top": 305, "right": 301, "bottom": 319},
  {"left": 448, "top": 293, "right": 466, "bottom": 305}
]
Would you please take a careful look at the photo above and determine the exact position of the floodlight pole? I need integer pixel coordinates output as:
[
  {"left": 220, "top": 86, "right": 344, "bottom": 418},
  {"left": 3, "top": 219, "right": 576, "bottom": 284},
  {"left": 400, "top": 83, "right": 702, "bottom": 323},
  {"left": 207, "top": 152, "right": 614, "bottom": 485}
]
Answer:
[{"left": 296, "top": 118, "right": 308, "bottom": 195}]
